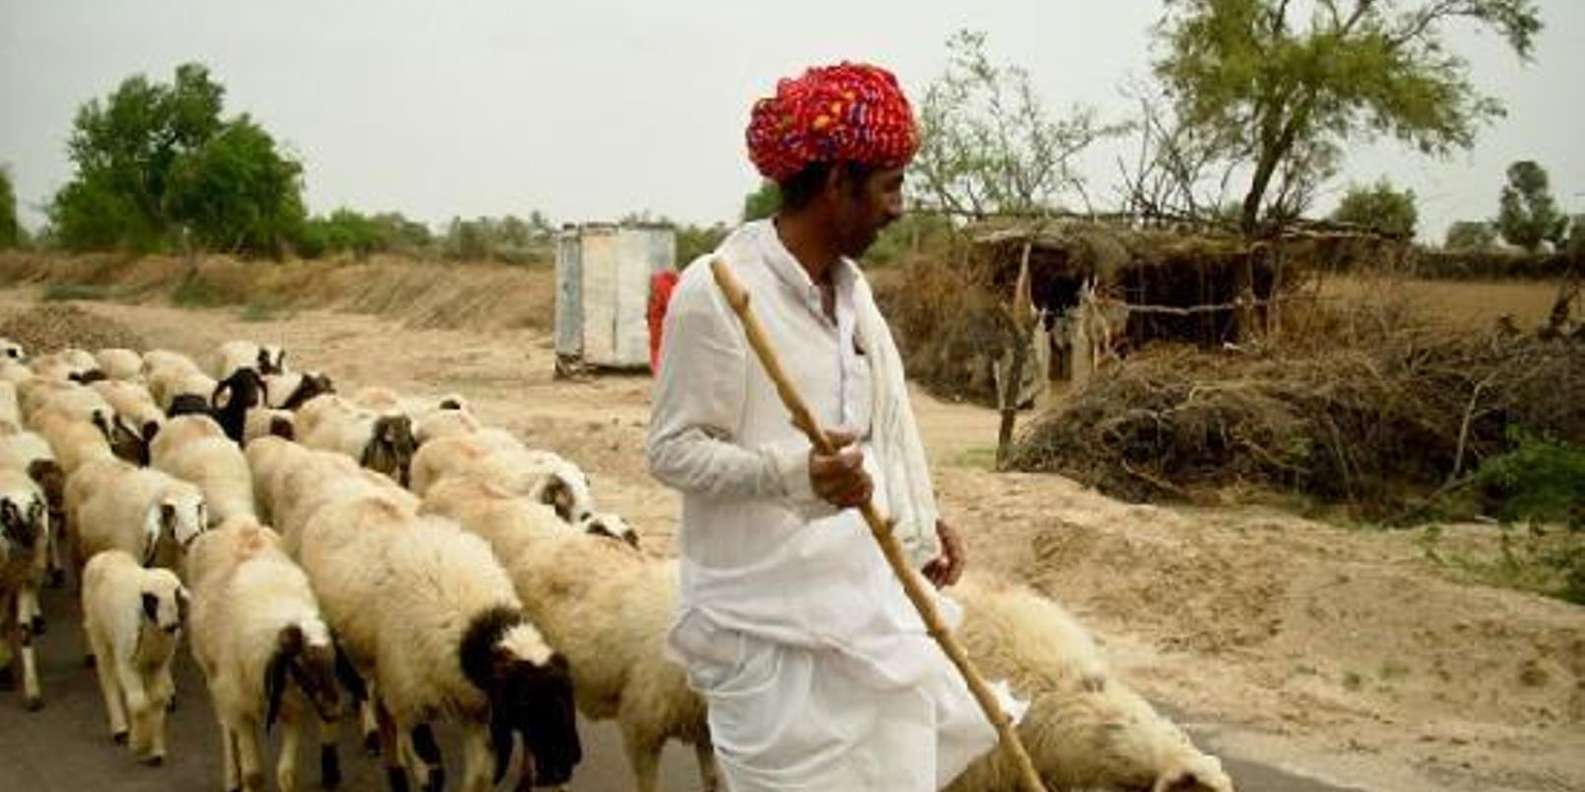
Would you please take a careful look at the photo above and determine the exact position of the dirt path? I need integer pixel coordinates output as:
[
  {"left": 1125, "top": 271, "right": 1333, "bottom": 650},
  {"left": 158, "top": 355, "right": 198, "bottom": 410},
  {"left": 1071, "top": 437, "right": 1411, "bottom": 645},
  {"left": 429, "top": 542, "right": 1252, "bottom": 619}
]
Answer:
[{"left": 0, "top": 290, "right": 1580, "bottom": 791}]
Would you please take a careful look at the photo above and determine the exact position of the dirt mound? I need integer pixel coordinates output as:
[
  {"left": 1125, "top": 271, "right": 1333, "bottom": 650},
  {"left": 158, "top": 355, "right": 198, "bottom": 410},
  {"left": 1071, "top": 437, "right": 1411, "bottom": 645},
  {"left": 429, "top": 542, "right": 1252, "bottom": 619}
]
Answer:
[{"left": 0, "top": 303, "right": 148, "bottom": 354}]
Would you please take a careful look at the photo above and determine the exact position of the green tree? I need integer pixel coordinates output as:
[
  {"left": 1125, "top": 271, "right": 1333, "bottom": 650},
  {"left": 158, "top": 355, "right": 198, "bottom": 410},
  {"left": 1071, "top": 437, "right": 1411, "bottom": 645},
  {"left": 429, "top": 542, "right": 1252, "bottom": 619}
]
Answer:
[
  {"left": 1330, "top": 180, "right": 1417, "bottom": 238},
  {"left": 1445, "top": 220, "right": 1498, "bottom": 250},
  {"left": 0, "top": 166, "right": 21, "bottom": 248},
  {"left": 914, "top": 30, "right": 1127, "bottom": 218},
  {"left": 1568, "top": 216, "right": 1585, "bottom": 260},
  {"left": 1495, "top": 161, "right": 1568, "bottom": 253},
  {"left": 162, "top": 117, "right": 305, "bottom": 255},
  {"left": 742, "top": 181, "right": 780, "bottom": 222},
  {"left": 49, "top": 62, "right": 305, "bottom": 256},
  {"left": 1154, "top": 0, "right": 1542, "bottom": 234}
]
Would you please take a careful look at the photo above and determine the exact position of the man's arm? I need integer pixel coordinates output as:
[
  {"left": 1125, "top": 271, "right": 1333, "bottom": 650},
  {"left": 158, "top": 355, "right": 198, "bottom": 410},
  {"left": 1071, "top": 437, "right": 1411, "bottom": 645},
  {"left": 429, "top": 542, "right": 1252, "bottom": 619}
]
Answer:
[{"left": 645, "top": 275, "right": 827, "bottom": 510}]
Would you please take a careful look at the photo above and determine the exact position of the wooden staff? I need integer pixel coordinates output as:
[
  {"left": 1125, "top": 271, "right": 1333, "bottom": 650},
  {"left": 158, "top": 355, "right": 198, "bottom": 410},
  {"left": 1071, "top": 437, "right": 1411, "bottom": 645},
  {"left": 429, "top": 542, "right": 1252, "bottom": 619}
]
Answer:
[{"left": 710, "top": 258, "right": 1047, "bottom": 792}]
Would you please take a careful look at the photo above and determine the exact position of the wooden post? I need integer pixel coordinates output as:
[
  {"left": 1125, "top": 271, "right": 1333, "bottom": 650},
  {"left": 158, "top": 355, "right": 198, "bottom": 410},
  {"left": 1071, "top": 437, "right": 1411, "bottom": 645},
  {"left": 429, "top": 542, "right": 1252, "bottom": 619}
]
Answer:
[
  {"left": 710, "top": 259, "right": 1047, "bottom": 792},
  {"left": 995, "top": 241, "right": 1036, "bottom": 470}
]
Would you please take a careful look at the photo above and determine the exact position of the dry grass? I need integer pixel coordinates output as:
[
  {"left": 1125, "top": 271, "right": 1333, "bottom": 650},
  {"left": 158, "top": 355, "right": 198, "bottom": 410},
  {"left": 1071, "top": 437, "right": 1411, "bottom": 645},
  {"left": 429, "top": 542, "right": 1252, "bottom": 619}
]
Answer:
[
  {"left": 0, "top": 251, "right": 556, "bottom": 333},
  {"left": 1320, "top": 272, "right": 1566, "bottom": 332}
]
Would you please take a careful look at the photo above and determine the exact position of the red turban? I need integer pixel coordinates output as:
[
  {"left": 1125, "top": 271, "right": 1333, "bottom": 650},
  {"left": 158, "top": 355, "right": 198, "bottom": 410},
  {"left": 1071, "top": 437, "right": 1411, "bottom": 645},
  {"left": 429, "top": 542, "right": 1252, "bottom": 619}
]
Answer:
[{"left": 746, "top": 62, "right": 919, "bottom": 182}]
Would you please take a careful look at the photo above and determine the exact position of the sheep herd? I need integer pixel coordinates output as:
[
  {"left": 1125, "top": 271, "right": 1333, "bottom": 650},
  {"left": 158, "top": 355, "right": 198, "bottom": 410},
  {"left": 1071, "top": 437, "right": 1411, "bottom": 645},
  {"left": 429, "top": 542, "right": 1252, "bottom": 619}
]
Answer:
[{"left": 0, "top": 336, "right": 1236, "bottom": 792}]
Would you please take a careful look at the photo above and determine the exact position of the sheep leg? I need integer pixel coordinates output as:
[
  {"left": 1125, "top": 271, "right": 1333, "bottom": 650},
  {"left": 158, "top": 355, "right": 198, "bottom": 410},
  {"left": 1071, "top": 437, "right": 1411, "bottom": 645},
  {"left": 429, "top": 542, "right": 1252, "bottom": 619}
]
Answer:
[
  {"left": 149, "top": 667, "right": 176, "bottom": 760},
  {"left": 619, "top": 721, "right": 663, "bottom": 792},
  {"left": 459, "top": 725, "right": 495, "bottom": 792},
  {"left": 693, "top": 738, "right": 720, "bottom": 792},
  {"left": 318, "top": 715, "right": 344, "bottom": 789},
  {"left": 234, "top": 716, "right": 267, "bottom": 791},
  {"left": 14, "top": 588, "right": 42, "bottom": 710},
  {"left": 360, "top": 686, "right": 382, "bottom": 756},
  {"left": 374, "top": 699, "right": 410, "bottom": 792},
  {"left": 277, "top": 714, "right": 302, "bottom": 792},
  {"left": 88, "top": 634, "right": 128, "bottom": 743},
  {"left": 46, "top": 527, "right": 66, "bottom": 588},
  {"left": 116, "top": 665, "right": 158, "bottom": 763},
  {"left": 218, "top": 718, "right": 240, "bottom": 792},
  {"left": 408, "top": 723, "right": 445, "bottom": 792}
]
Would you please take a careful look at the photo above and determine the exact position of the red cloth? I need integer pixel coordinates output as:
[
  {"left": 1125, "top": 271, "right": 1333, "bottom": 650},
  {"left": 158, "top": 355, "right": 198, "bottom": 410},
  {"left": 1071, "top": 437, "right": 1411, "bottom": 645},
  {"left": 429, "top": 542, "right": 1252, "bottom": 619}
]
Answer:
[
  {"left": 746, "top": 62, "right": 919, "bottom": 182},
  {"left": 648, "top": 270, "right": 680, "bottom": 372}
]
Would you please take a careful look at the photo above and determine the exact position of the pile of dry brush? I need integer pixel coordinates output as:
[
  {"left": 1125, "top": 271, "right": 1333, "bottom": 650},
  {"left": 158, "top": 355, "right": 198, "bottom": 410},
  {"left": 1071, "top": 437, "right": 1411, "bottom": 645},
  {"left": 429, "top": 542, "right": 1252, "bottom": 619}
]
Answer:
[{"left": 1006, "top": 290, "right": 1585, "bottom": 513}]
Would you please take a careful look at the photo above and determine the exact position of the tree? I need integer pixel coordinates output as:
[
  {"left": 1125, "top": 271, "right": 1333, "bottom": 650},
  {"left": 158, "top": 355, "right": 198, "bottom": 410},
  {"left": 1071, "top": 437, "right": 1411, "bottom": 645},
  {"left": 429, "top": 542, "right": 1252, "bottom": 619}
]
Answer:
[
  {"left": 1154, "top": 0, "right": 1542, "bottom": 235},
  {"left": 1331, "top": 180, "right": 1417, "bottom": 238},
  {"left": 913, "top": 30, "right": 1127, "bottom": 218},
  {"left": 1445, "top": 220, "right": 1498, "bottom": 250},
  {"left": 0, "top": 166, "right": 21, "bottom": 248},
  {"left": 49, "top": 62, "right": 306, "bottom": 256},
  {"left": 742, "top": 181, "right": 780, "bottom": 222},
  {"left": 1495, "top": 160, "right": 1568, "bottom": 252},
  {"left": 1568, "top": 216, "right": 1585, "bottom": 261}
]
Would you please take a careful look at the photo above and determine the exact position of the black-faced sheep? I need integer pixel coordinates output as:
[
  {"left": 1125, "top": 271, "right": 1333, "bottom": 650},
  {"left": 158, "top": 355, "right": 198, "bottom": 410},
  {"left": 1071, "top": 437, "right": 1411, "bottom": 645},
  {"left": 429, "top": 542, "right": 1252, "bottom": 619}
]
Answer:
[
  {"left": 298, "top": 491, "right": 581, "bottom": 791},
  {"left": 210, "top": 341, "right": 287, "bottom": 380},
  {"left": 263, "top": 371, "right": 335, "bottom": 411},
  {"left": 81, "top": 549, "right": 188, "bottom": 765},
  {"left": 66, "top": 460, "right": 207, "bottom": 582},
  {"left": 186, "top": 518, "right": 358, "bottom": 792},
  {"left": 297, "top": 395, "right": 417, "bottom": 487},
  {"left": 0, "top": 469, "right": 49, "bottom": 711}
]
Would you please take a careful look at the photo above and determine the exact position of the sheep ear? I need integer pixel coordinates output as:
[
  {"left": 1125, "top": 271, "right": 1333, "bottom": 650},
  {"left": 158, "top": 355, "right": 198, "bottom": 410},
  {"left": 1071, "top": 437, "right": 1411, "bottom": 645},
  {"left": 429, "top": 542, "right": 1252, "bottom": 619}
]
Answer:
[
  {"left": 265, "top": 625, "right": 305, "bottom": 733},
  {"left": 141, "top": 420, "right": 161, "bottom": 444},
  {"left": 1153, "top": 770, "right": 1204, "bottom": 792},
  {"left": 141, "top": 592, "right": 160, "bottom": 623},
  {"left": 539, "top": 477, "right": 575, "bottom": 522},
  {"left": 160, "top": 502, "right": 177, "bottom": 532}
]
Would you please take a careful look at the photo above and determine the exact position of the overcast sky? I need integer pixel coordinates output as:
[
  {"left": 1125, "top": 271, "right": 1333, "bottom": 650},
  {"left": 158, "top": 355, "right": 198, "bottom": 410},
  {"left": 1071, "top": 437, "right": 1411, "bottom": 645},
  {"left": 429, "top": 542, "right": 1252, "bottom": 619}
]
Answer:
[{"left": 3, "top": 0, "right": 1582, "bottom": 241}]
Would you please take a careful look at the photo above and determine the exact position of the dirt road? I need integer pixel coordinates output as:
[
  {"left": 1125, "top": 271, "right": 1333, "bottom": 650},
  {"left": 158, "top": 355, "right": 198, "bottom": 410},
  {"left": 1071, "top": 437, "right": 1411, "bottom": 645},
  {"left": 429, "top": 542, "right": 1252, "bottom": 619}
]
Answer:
[{"left": 0, "top": 290, "right": 1579, "bottom": 791}]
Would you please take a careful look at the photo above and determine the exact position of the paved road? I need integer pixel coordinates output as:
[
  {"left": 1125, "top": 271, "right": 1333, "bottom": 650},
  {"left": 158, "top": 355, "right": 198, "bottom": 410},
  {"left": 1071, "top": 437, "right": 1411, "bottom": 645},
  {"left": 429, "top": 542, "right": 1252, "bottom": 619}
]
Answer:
[{"left": 1, "top": 582, "right": 1357, "bottom": 791}]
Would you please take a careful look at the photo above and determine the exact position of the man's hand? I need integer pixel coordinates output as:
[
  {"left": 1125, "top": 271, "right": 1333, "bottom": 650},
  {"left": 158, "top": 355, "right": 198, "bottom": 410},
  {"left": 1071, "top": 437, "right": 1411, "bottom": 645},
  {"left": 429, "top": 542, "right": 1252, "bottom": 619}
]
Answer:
[
  {"left": 922, "top": 520, "right": 965, "bottom": 589},
  {"left": 809, "top": 428, "right": 872, "bottom": 509}
]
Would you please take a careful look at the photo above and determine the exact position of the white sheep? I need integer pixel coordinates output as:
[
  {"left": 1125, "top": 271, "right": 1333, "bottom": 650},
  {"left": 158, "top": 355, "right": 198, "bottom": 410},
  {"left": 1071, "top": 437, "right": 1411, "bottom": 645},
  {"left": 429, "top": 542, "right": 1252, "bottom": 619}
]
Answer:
[
  {"left": 244, "top": 407, "right": 297, "bottom": 444},
  {"left": 413, "top": 406, "right": 480, "bottom": 446},
  {"left": 407, "top": 433, "right": 596, "bottom": 523},
  {"left": 141, "top": 349, "right": 201, "bottom": 377},
  {"left": 80, "top": 549, "right": 187, "bottom": 765},
  {"left": 0, "top": 469, "right": 49, "bottom": 711},
  {"left": 297, "top": 395, "right": 416, "bottom": 487},
  {"left": 0, "top": 431, "right": 68, "bottom": 587},
  {"left": 261, "top": 371, "right": 335, "bottom": 411},
  {"left": 30, "top": 349, "right": 98, "bottom": 382},
  {"left": 90, "top": 379, "right": 166, "bottom": 442},
  {"left": 147, "top": 364, "right": 218, "bottom": 413},
  {"left": 494, "top": 525, "right": 708, "bottom": 792},
  {"left": 0, "top": 359, "right": 33, "bottom": 385},
  {"left": 33, "top": 409, "right": 115, "bottom": 477},
  {"left": 185, "top": 517, "right": 355, "bottom": 792},
  {"left": 151, "top": 415, "right": 257, "bottom": 526},
  {"left": 95, "top": 348, "right": 145, "bottom": 382},
  {"left": 945, "top": 575, "right": 1235, "bottom": 792},
  {"left": 298, "top": 492, "right": 582, "bottom": 791},
  {"left": 19, "top": 379, "right": 114, "bottom": 428},
  {"left": 209, "top": 341, "right": 287, "bottom": 380},
  {"left": 67, "top": 460, "right": 207, "bottom": 582}
]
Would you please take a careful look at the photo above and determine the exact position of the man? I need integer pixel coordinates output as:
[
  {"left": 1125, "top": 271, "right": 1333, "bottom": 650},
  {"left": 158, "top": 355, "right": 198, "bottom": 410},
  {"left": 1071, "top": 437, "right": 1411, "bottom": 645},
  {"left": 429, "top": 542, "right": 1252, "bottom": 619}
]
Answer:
[{"left": 647, "top": 62, "right": 1019, "bottom": 791}]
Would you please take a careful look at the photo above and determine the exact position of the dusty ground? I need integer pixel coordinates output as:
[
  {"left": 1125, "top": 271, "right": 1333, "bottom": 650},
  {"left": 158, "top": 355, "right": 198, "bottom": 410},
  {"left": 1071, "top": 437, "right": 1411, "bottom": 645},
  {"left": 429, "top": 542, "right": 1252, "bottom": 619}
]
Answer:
[{"left": 0, "top": 286, "right": 1581, "bottom": 792}]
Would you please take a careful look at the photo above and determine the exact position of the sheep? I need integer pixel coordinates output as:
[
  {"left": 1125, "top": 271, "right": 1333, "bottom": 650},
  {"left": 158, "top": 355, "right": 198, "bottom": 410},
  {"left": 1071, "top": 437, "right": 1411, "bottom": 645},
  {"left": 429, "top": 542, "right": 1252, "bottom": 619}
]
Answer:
[
  {"left": 141, "top": 348, "right": 201, "bottom": 377},
  {"left": 90, "top": 379, "right": 166, "bottom": 443},
  {"left": 80, "top": 549, "right": 187, "bottom": 765},
  {"left": 298, "top": 493, "right": 581, "bottom": 792},
  {"left": 413, "top": 406, "right": 480, "bottom": 447},
  {"left": 0, "top": 469, "right": 50, "bottom": 711},
  {"left": 95, "top": 348, "right": 145, "bottom": 382},
  {"left": 67, "top": 460, "right": 207, "bottom": 582},
  {"left": 0, "top": 432, "right": 67, "bottom": 589},
  {"left": 244, "top": 407, "right": 297, "bottom": 444},
  {"left": 0, "top": 359, "right": 33, "bottom": 385},
  {"left": 492, "top": 525, "right": 707, "bottom": 792},
  {"left": 185, "top": 518, "right": 357, "bottom": 792},
  {"left": 297, "top": 395, "right": 417, "bottom": 487},
  {"left": 33, "top": 409, "right": 115, "bottom": 477},
  {"left": 31, "top": 349, "right": 101, "bottom": 383},
  {"left": 945, "top": 575, "right": 1235, "bottom": 792},
  {"left": 348, "top": 386, "right": 404, "bottom": 415},
  {"left": 0, "top": 381, "right": 20, "bottom": 428},
  {"left": 19, "top": 378, "right": 114, "bottom": 428},
  {"left": 420, "top": 476, "right": 639, "bottom": 562},
  {"left": 146, "top": 354, "right": 218, "bottom": 412},
  {"left": 263, "top": 371, "right": 335, "bottom": 411},
  {"left": 209, "top": 341, "right": 287, "bottom": 380},
  {"left": 211, "top": 368, "right": 268, "bottom": 443},
  {"left": 151, "top": 415, "right": 257, "bottom": 527},
  {"left": 408, "top": 434, "right": 595, "bottom": 524}
]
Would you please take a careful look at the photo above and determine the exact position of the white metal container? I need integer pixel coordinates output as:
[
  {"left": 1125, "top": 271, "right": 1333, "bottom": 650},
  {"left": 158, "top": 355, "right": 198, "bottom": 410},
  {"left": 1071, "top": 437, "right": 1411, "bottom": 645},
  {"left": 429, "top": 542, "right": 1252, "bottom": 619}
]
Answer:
[{"left": 555, "top": 223, "right": 676, "bottom": 372}]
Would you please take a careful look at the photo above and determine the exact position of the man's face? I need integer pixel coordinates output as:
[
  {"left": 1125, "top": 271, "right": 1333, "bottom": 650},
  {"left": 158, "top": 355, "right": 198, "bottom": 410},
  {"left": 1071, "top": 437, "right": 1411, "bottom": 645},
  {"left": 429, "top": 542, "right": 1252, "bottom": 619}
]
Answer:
[{"left": 832, "top": 165, "right": 906, "bottom": 259}]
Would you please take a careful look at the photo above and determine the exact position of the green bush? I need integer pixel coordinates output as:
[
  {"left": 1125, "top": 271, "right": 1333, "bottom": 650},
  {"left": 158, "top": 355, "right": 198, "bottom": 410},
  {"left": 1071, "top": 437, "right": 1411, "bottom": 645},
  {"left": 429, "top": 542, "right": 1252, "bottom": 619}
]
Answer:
[
  {"left": 1474, "top": 429, "right": 1585, "bottom": 528},
  {"left": 0, "top": 167, "right": 21, "bottom": 249}
]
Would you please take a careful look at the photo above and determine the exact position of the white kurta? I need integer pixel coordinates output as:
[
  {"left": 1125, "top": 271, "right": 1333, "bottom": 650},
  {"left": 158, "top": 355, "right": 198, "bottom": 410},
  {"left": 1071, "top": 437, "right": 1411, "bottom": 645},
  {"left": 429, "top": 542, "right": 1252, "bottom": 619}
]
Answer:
[{"left": 647, "top": 220, "right": 1005, "bottom": 791}]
